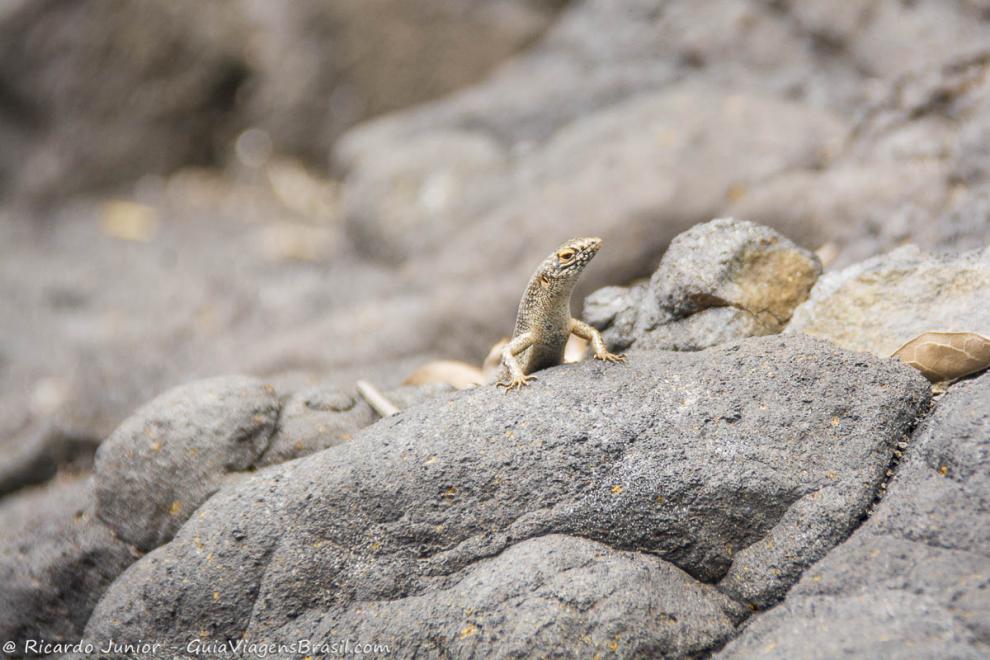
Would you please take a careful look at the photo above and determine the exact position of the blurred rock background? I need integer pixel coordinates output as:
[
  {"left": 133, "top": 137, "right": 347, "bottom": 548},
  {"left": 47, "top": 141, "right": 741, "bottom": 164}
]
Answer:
[{"left": 1, "top": 0, "right": 989, "bottom": 496}]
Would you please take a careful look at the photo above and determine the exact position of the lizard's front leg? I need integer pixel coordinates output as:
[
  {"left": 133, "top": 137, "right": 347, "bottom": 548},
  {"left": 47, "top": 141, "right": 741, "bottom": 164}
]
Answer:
[
  {"left": 497, "top": 331, "right": 538, "bottom": 392},
  {"left": 569, "top": 319, "right": 626, "bottom": 363}
]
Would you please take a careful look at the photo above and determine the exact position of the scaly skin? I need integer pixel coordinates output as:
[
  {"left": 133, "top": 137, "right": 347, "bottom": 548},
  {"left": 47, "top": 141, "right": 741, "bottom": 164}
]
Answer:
[{"left": 497, "top": 237, "right": 626, "bottom": 391}]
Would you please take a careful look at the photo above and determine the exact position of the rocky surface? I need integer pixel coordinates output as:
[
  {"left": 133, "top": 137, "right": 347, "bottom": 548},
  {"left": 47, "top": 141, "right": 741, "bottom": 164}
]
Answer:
[
  {"left": 719, "top": 371, "right": 990, "bottom": 659},
  {"left": 0, "top": 0, "right": 248, "bottom": 202},
  {"left": 245, "top": 0, "right": 562, "bottom": 166},
  {"left": 94, "top": 376, "right": 280, "bottom": 551},
  {"left": 586, "top": 218, "right": 821, "bottom": 352},
  {"left": 4, "top": 0, "right": 990, "bottom": 496},
  {"left": 82, "top": 335, "right": 929, "bottom": 655},
  {"left": 276, "top": 534, "right": 748, "bottom": 658},
  {"left": 787, "top": 246, "right": 990, "bottom": 358},
  {"left": 3, "top": 2, "right": 990, "bottom": 657},
  {"left": 0, "top": 476, "right": 134, "bottom": 649},
  {"left": 0, "top": 0, "right": 560, "bottom": 202},
  {"left": 258, "top": 381, "right": 452, "bottom": 467},
  {"left": 729, "top": 49, "right": 990, "bottom": 268}
]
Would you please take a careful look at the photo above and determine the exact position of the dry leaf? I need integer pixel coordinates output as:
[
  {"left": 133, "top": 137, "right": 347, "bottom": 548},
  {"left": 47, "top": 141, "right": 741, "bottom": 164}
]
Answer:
[
  {"left": 101, "top": 200, "right": 157, "bottom": 242},
  {"left": 403, "top": 360, "right": 485, "bottom": 390},
  {"left": 892, "top": 331, "right": 990, "bottom": 382}
]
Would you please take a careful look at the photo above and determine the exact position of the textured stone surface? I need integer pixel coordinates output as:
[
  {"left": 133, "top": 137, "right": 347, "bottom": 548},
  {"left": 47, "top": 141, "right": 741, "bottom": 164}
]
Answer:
[
  {"left": 787, "top": 246, "right": 990, "bottom": 358},
  {"left": 83, "top": 335, "right": 929, "bottom": 654},
  {"left": 719, "top": 371, "right": 990, "bottom": 659},
  {"left": 0, "top": 476, "right": 133, "bottom": 651},
  {"left": 587, "top": 219, "right": 821, "bottom": 352},
  {"left": 94, "top": 376, "right": 280, "bottom": 551},
  {"left": 258, "top": 382, "right": 452, "bottom": 467},
  {"left": 276, "top": 534, "right": 748, "bottom": 658}
]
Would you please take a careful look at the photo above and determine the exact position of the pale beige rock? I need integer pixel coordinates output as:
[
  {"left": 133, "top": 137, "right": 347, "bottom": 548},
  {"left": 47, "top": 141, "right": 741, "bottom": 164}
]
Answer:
[{"left": 787, "top": 246, "right": 990, "bottom": 358}]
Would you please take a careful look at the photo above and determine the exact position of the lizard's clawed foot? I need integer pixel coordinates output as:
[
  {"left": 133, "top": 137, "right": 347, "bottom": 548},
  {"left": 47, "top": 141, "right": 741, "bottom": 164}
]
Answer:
[
  {"left": 497, "top": 374, "right": 537, "bottom": 392},
  {"left": 594, "top": 351, "right": 627, "bottom": 364}
]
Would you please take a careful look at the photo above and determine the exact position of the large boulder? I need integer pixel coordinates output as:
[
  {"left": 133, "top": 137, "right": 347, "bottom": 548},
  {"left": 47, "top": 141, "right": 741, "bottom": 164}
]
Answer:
[
  {"left": 718, "top": 370, "right": 990, "bottom": 659},
  {"left": 586, "top": 218, "right": 821, "bottom": 352},
  {"left": 245, "top": 0, "right": 564, "bottom": 165},
  {"left": 341, "top": 83, "right": 844, "bottom": 277},
  {"left": 787, "top": 246, "right": 990, "bottom": 358},
  {"left": 94, "top": 376, "right": 279, "bottom": 551},
  {"left": 0, "top": 0, "right": 248, "bottom": 201},
  {"left": 82, "top": 335, "right": 929, "bottom": 655}
]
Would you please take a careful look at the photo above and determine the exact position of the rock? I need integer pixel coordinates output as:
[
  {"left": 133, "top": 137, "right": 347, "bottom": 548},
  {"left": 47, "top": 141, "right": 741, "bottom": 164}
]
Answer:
[
  {"left": 258, "top": 382, "right": 452, "bottom": 467},
  {"left": 257, "top": 386, "right": 373, "bottom": 468},
  {"left": 0, "top": 476, "right": 133, "bottom": 650},
  {"left": 341, "top": 130, "right": 509, "bottom": 262},
  {"left": 718, "top": 370, "right": 990, "bottom": 659},
  {"left": 94, "top": 376, "right": 280, "bottom": 551},
  {"left": 276, "top": 535, "right": 747, "bottom": 658},
  {"left": 245, "top": 0, "right": 562, "bottom": 165},
  {"left": 0, "top": 0, "right": 562, "bottom": 202},
  {"left": 83, "top": 335, "right": 929, "bottom": 652},
  {"left": 0, "top": 0, "right": 249, "bottom": 202},
  {"left": 786, "top": 245, "right": 990, "bottom": 358},
  {"left": 366, "top": 86, "right": 843, "bottom": 302},
  {"left": 587, "top": 219, "right": 821, "bottom": 352},
  {"left": 729, "top": 51, "right": 990, "bottom": 267},
  {"left": 0, "top": 423, "right": 99, "bottom": 497}
]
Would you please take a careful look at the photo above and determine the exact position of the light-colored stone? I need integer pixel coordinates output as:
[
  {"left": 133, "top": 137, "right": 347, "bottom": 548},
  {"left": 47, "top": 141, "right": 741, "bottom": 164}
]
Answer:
[{"left": 787, "top": 246, "right": 990, "bottom": 357}]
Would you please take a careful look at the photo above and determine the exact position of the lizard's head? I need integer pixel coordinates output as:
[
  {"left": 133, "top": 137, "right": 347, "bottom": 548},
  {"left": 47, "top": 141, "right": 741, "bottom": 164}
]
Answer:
[{"left": 540, "top": 237, "right": 602, "bottom": 284}]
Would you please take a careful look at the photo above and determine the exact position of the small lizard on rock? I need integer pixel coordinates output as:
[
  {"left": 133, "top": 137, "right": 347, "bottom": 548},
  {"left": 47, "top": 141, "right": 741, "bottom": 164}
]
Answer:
[{"left": 498, "top": 237, "right": 626, "bottom": 391}]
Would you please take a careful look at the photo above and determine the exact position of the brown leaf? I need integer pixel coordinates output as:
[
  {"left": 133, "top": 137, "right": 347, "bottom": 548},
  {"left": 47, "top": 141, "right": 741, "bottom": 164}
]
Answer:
[
  {"left": 403, "top": 360, "right": 485, "bottom": 390},
  {"left": 892, "top": 331, "right": 990, "bottom": 382}
]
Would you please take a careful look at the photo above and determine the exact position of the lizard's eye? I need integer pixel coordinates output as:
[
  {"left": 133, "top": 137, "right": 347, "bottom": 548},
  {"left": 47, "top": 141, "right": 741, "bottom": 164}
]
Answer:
[{"left": 557, "top": 248, "right": 577, "bottom": 263}]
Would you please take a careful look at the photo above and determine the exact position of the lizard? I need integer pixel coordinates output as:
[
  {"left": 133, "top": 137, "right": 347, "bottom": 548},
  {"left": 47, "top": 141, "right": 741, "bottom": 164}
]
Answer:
[{"left": 498, "top": 236, "right": 626, "bottom": 391}]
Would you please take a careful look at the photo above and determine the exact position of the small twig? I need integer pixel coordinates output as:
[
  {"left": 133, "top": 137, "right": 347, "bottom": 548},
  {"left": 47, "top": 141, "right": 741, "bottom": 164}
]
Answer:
[{"left": 356, "top": 380, "right": 400, "bottom": 417}]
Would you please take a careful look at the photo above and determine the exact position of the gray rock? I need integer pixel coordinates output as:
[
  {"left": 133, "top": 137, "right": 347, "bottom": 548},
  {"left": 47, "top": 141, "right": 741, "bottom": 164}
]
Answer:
[
  {"left": 341, "top": 130, "right": 509, "bottom": 263},
  {"left": 276, "top": 534, "right": 748, "bottom": 659},
  {"left": 729, "top": 50, "right": 990, "bottom": 266},
  {"left": 0, "top": 476, "right": 134, "bottom": 651},
  {"left": 0, "top": 0, "right": 248, "bottom": 202},
  {"left": 0, "top": 423, "right": 99, "bottom": 497},
  {"left": 258, "top": 382, "right": 453, "bottom": 467},
  {"left": 718, "top": 370, "right": 990, "bottom": 660},
  {"left": 94, "top": 376, "right": 280, "bottom": 551},
  {"left": 244, "top": 0, "right": 563, "bottom": 165},
  {"left": 786, "top": 245, "right": 990, "bottom": 358},
  {"left": 0, "top": 0, "right": 561, "bottom": 202},
  {"left": 257, "top": 386, "right": 374, "bottom": 468},
  {"left": 83, "top": 335, "right": 929, "bottom": 653},
  {"left": 588, "top": 219, "right": 821, "bottom": 352}
]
